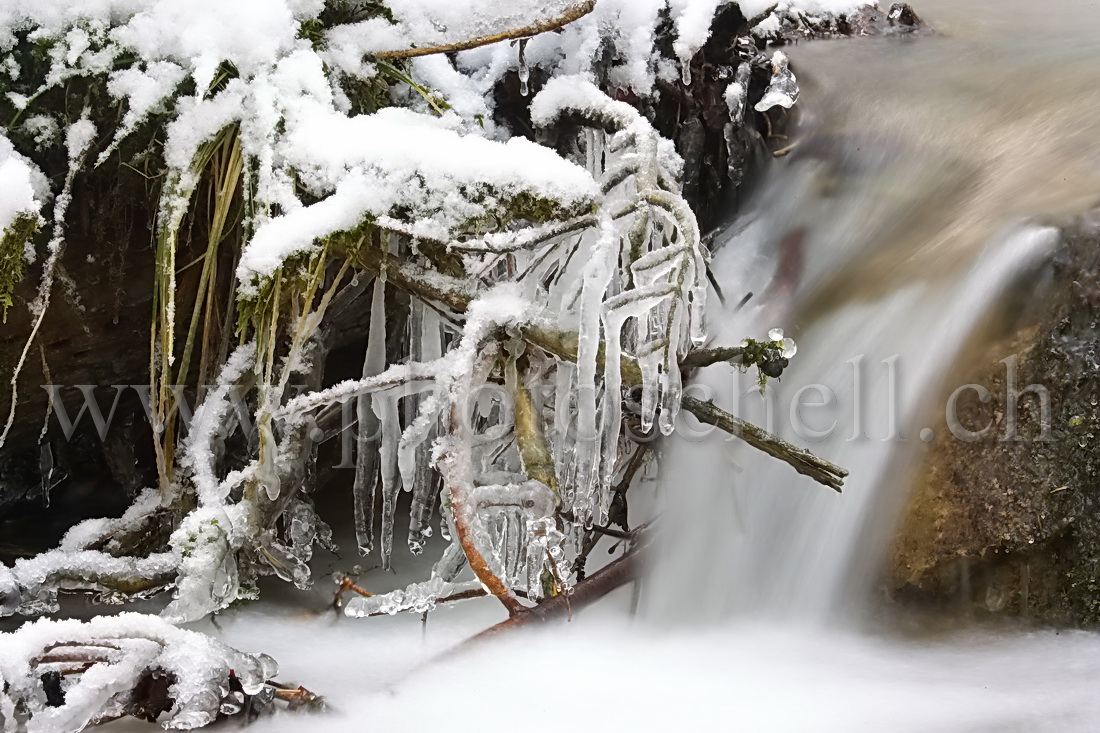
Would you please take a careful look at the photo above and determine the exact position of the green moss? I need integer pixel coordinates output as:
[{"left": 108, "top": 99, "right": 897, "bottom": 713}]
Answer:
[
  {"left": 737, "top": 337, "right": 789, "bottom": 392},
  {"left": 454, "top": 188, "right": 593, "bottom": 236},
  {"left": 297, "top": 18, "right": 326, "bottom": 48},
  {"left": 0, "top": 214, "right": 40, "bottom": 322}
]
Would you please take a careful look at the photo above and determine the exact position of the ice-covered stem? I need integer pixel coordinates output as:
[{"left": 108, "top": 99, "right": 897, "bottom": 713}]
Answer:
[
  {"left": 680, "top": 345, "right": 747, "bottom": 369},
  {"left": 371, "top": 1, "right": 596, "bottom": 59},
  {"left": 680, "top": 395, "right": 847, "bottom": 491},
  {"left": 338, "top": 244, "right": 846, "bottom": 491},
  {"left": 348, "top": 237, "right": 472, "bottom": 314},
  {"left": 446, "top": 494, "right": 525, "bottom": 616},
  {"left": 0, "top": 551, "right": 178, "bottom": 618},
  {"left": 459, "top": 530, "right": 653, "bottom": 647},
  {"left": 513, "top": 382, "right": 559, "bottom": 502}
]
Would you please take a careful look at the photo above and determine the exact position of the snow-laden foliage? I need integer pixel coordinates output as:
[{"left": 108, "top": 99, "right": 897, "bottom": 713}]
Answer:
[
  {"left": 0, "top": 1, "right": 861, "bottom": 723},
  {"left": 0, "top": 134, "right": 47, "bottom": 319}
]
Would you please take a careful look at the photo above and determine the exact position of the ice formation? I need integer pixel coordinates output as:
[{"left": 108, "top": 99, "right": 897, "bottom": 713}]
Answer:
[{"left": 0, "top": 0, "right": 853, "bottom": 690}]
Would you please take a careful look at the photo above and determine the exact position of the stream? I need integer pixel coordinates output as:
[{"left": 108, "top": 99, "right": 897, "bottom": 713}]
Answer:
[{"left": 112, "top": 1, "right": 1100, "bottom": 730}]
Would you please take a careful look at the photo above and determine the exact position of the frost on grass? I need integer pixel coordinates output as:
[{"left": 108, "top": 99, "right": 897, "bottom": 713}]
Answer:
[{"left": 0, "top": 1, "right": 853, "bottom": 716}]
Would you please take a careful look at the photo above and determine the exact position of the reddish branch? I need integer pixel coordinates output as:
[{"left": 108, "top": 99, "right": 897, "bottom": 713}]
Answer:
[
  {"left": 459, "top": 531, "right": 653, "bottom": 647},
  {"left": 451, "top": 487, "right": 527, "bottom": 617}
]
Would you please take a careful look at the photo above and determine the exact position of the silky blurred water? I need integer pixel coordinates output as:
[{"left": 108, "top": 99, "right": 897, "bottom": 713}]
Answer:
[{"left": 648, "top": 0, "right": 1100, "bottom": 626}]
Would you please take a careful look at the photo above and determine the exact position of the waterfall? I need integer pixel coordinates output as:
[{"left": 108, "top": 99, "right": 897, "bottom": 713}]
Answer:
[
  {"left": 649, "top": 206, "right": 1057, "bottom": 625},
  {"left": 644, "top": 2, "right": 1100, "bottom": 625}
]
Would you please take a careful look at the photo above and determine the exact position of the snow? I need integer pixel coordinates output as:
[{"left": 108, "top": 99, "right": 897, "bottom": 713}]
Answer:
[
  {"left": 236, "top": 107, "right": 597, "bottom": 289},
  {"left": 669, "top": 0, "right": 726, "bottom": 68},
  {"left": 0, "top": 135, "right": 47, "bottom": 237},
  {"left": 0, "top": 613, "right": 276, "bottom": 731},
  {"left": 0, "top": 0, "right": 852, "bottom": 297},
  {"left": 739, "top": 0, "right": 870, "bottom": 17},
  {"left": 86, "top": 600, "right": 1100, "bottom": 733},
  {"left": 324, "top": 0, "right": 583, "bottom": 59}
]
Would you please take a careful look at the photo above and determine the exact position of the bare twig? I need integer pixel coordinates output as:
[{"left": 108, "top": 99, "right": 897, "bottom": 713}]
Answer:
[
  {"left": 680, "top": 345, "right": 746, "bottom": 369},
  {"left": 680, "top": 394, "right": 847, "bottom": 491},
  {"left": 332, "top": 576, "right": 373, "bottom": 610},
  {"left": 450, "top": 484, "right": 527, "bottom": 617},
  {"left": 372, "top": 1, "right": 596, "bottom": 59}
]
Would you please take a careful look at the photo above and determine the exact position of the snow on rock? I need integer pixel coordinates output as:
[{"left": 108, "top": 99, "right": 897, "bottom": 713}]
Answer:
[
  {"left": 0, "top": 0, "right": 863, "bottom": 293},
  {"left": 669, "top": 0, "right": 726, "bottom": 73}
]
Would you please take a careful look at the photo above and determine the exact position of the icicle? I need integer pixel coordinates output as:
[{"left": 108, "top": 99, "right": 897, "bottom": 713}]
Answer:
[
  {"left": 525, "top": 516, "right": 568, "bottom": 601},
  {"left": 38, "top": 441, "right": 53, "bottom": 507},
  {"left": 374, "top": 391, "right": 401, "bottom": 569},
  {"left": 408, "top": 306, "right": 444, "bottom": 553},
  {"left": 570, "top": 220, "right": 617, "bottom": 525},
  {"left": 353, "top": 276, "right": 385, "bottom": 556},
  {"left": 400, "top": 389, "right": 442, "bottom": 554},
  {"left": 726, "top": 61, "right": 752, "bottom": 124},
  {"left": 431, "top": 541, "right": 467, "bottom": 582},
  {"left": 680, "top": 58, "right": 692, "bottom": 86},
  {"left": 517, "top": 38, "right": 530, "bottom": 97},
  {"left": 755, "top": 51, "right": 799, "bottom": 112}
]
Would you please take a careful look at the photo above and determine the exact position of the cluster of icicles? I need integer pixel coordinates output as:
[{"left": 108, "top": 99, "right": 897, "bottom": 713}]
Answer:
[
  {"left": 276, "top": 76, "right": 710, "bottom": 617},
  {"left": 0, "top": 53, "right": 807, "bottom": 626}
]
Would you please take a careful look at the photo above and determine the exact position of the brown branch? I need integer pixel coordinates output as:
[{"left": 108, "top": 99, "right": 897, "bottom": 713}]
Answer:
[
  {"left": 513, "top": 384, "right": 558, "bottom": 499},
  {"left": 680, "top": 394, "right": 847, "bottom": 491},
  {"left": 680, "top": 345, "right": 746, "bottom": 369},
  {"left": 458, "top": 531, "right": 653, "bottom": 647},
  {"left": 332, "top": 576, "right": 373, "bottom": 610},
  {"left": 372, "top": 1, "right": 596, "bottom": 59},
  {"left": 450, "top": 486, "right": 527, "bottom": 616}
]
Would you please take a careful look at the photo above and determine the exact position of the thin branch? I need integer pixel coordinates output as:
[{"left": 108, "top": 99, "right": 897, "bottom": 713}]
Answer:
[
  {"left": 680, "top": 394, "right": 847, "bottom": 491},
  {"left": 680, "top": 345, "right": 746, "bottom": 369},
  {"left": 450, "top": 485, "right": 527, "bottom": 617},
  {"left": 372, "top": 1, "right": 596, "bottom": 59},
  {"left": 458, "top": 531, "right": 653, "bottom": 647}
]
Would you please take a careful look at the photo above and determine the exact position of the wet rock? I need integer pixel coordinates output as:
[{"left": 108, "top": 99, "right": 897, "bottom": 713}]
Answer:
[
  {"left": 842, "top": 3, "right": 926, "bottom": 36},
  {"left": 888, "top": 3, "right": 924, "bottom": 30},
  {"left": 889, "top": 217, "right": 1100, "bottom": 626}
]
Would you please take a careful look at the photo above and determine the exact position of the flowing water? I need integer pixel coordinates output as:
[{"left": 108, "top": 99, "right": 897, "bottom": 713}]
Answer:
[
  {"left": 113, "top": 2, "right": 1100, "bottom": 729},
  {"left": 650, "top": 0, "right": 1100, "bottom": 626}
]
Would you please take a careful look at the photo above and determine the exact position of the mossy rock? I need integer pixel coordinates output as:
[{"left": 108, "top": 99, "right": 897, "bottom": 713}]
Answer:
[{"left": 889, "top": 220, "right": 1100, "bottom": 627}]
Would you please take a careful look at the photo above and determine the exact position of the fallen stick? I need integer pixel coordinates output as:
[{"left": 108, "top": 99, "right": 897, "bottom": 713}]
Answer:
[{"left": 681, "top": 395, "right": 847, "bottom": 491}]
